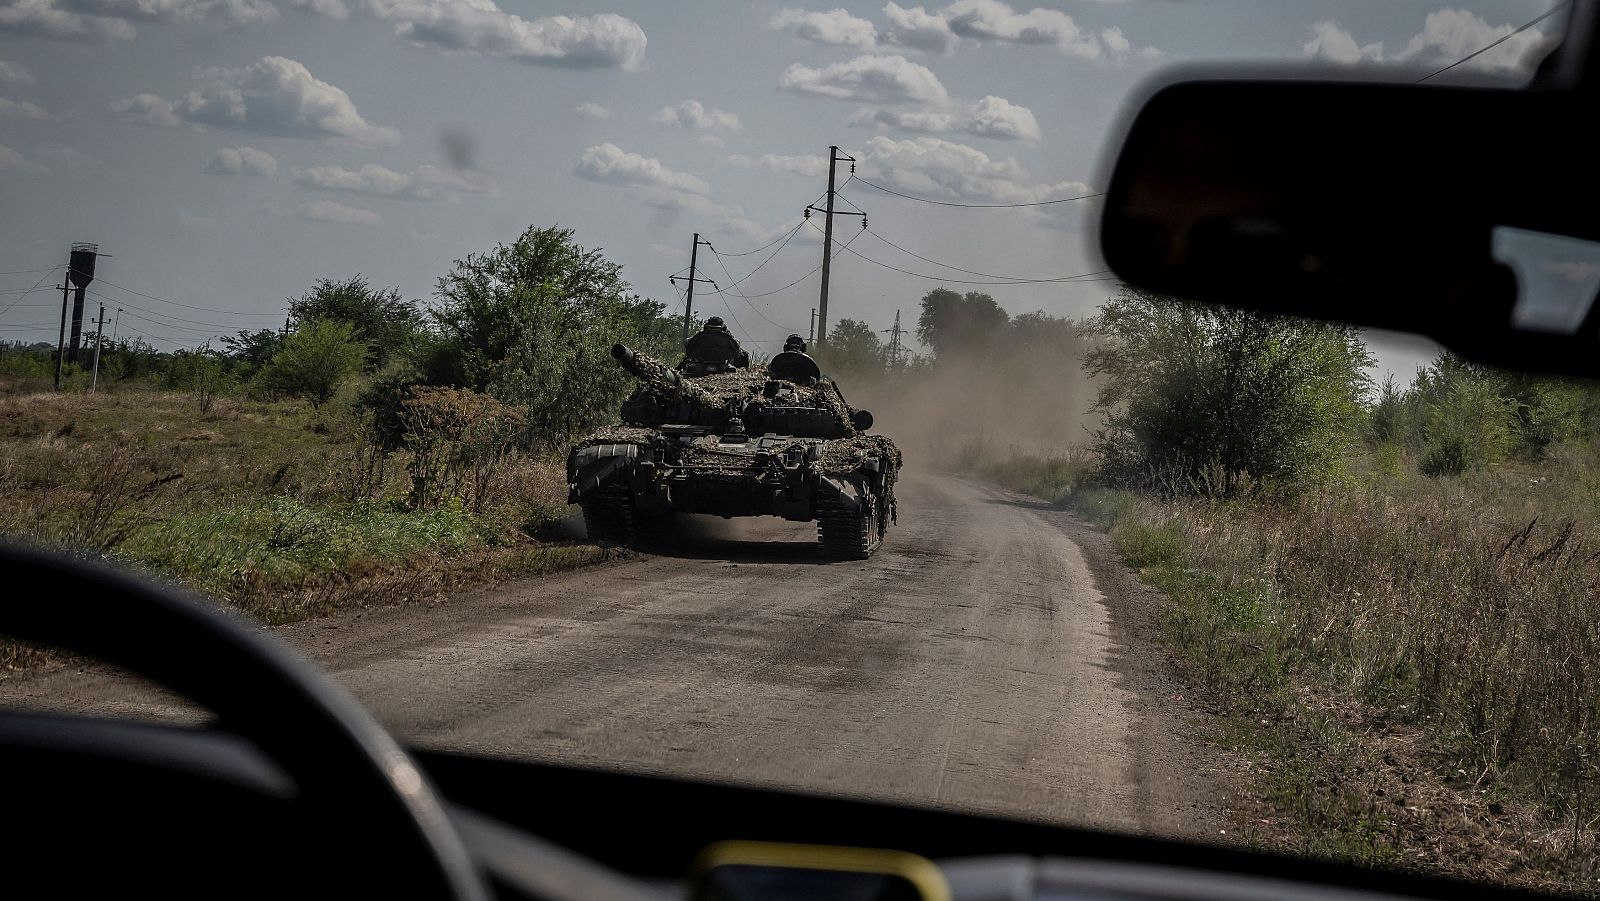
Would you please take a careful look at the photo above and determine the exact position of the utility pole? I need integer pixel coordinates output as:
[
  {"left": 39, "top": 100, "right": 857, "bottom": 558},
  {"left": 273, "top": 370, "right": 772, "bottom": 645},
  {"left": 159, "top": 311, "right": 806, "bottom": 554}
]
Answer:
[
  {"left": 883, "top": 309, "right": 904, "bottom": 370},
  {"left": 54, "top": 276, "right": 69, "bottom": 390},
  {"left": 669, "top": 233, "right": 716, "bottom": 340},
  {"left": 110, "top": 307, "right": 123, "bottom": 345},
  {"left": 808, "top": 308, "right": 817, "bottom": 345},
  {"left": 805, "top": 146, "right": 865, "bottom": 348},
  {"left": 90, "top": 304, "right": 105, "bottom": 393}
]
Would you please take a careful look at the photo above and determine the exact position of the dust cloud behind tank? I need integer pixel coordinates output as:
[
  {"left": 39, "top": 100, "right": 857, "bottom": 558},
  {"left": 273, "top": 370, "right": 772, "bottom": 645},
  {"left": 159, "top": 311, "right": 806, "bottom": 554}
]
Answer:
[{"left": 567, "top": 323, "right": 901, "bottom": 559}]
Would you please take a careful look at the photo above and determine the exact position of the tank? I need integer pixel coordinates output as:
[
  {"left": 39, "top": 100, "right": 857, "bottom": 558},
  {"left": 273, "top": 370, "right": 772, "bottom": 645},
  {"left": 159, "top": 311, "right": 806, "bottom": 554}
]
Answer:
[{"left": 567, "top": 340, "right": 902, "bottom": 559}]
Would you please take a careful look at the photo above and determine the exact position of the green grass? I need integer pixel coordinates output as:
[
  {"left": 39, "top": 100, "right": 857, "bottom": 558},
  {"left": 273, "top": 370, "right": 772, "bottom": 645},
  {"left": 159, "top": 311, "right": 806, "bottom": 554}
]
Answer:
[
  {"left": 119, "top": 497, "right": 483, "bottom": 598},
  {"left": 0, "top": 382, "right": 599, "bottom": 639}
]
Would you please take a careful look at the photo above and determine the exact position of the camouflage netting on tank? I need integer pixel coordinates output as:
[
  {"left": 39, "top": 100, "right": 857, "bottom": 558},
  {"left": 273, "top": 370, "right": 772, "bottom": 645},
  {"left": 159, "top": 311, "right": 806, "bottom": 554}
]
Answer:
[
  {"left": 632, "top": 364, "right": 855, "bottom": 432},
  {"left": 820, "top": 435, "right": 903, "bottom": 527},
  {"left": 573, "top": 425, "right": 661, "bottom": 448}
]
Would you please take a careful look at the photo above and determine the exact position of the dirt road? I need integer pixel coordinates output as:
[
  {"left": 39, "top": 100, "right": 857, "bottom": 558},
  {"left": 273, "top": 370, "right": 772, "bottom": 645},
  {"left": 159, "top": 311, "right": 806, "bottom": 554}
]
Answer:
[{"left": 2, "top": 471, "right": 1225, "bottom": 836}]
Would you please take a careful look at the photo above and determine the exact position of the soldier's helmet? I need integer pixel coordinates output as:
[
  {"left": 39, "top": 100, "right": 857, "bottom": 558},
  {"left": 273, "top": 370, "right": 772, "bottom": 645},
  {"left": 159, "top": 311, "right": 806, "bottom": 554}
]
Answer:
[
  {"left": 704, "top": 316, "right": 728, "bottom": 332},
  {"left": 784, "top": 334, "right": 807, "bottom": 353}
]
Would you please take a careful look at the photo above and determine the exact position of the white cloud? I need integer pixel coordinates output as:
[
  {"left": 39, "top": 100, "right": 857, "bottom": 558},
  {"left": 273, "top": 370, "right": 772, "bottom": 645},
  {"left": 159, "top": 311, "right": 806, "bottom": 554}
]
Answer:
[
  {"left": 0, "top": 0, "right": 276, "bottom": 41},
  {"left": 204, "top": 146, "right": 278, "bottom": 175},
  {"left": 287, "top": 0, "right": 348, "bottom": 18},
  {"left": 770, "top": 7, "right": 877, "bottom": 48},
  {"left": 849, "top": 106, "right": 954, "bottom": 133},
  {"left": 850, "top": 94, "right": 1040, "bottom": 142},
  {"left": 296, "top": 199, "right": 382, "bottom": 224},
  {"left": 963, "top": 94, "right": 1038, "bottom": 141},
  {"left": 360, "top": 1, "right": 648, "bottom": 70},
  {"left": 724, "top": 153, "right": 827, "bottom": 179},
  {"left": 575, "top": 101, "right": 611, "bottom": 118},
  {"left": 296, "top": 162, "right": 414, "bottom": 195},
  {"left": 67, "top": 0, "right": 277, "bottom": 25},
  {"left": 111, "top": 93, "right": 182, "bottom": 126},
  {"left": 649, "top": 99, "right": 741, "bottom": 131},
  {"left": 1304, "top": 10, "right": 1555, "bottom": 74},
  {"left": 1398, "top": 8, "right": 1554, "bottom": 72},
  {"left": 881, "top": 2, "right": 954, "bottom": 53},
  {"left": 633, "top": 187, "right": 770, "bottom": 244},
  {"left": 779, "top": 54, "right": 948, "bottom": 105},
  {"left": 115, "top": 56, "right": 398, "bottom": 143},
  {"left": 859, "top": 134, "right": 1088, "bottom": 204},
  {"left": 0, "top": 96, "right": 48, "bottom": 119},
  {"left": 0, "top": 0, "right": 136, "bottom": 40},
  {"left": 0, "top": 58, "right": 35, "bottom": 83},
  {"left": 0, "top": 142, "right": 45, "bottom": 172},
  {"left": 1302, "top": 21, "right": 1383, "bottom": 65},
  {"left": 292, "top": 161, "right": 494, "bottom": 199},
  {"left": 943, "top": 0, "right": 1100, "bottom": 58},
  {"left": 574, "top": 143, "right": 709, "bottom": 195}
]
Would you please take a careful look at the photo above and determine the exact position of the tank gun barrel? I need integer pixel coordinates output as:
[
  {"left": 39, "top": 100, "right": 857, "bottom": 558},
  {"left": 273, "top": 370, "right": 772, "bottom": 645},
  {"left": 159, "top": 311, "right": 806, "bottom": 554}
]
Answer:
[
  {"left": 611, "top": 344, "right": 713, "bottom": 405},
  {"left": 611, "top": 344, "right": 682, "bottom": 387}
]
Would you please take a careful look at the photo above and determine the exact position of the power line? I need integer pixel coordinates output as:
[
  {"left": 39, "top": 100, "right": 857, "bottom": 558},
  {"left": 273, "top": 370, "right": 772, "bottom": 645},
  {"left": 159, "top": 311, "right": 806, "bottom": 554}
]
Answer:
[
  {"left": 703, "top": 221, "right": 806, "bottom": 295},
  {"left": 740, "top": 228, "right": 867, "bottom": 299},
  {"left": 85, "top": 288, "right": 266, "bottom": 331},
  {"left": 74, "top": 271, "right": 282, "bottom": 318},
  {"left": 0, "top": 265, "right": 64, "bottom": 276},
  {"left": 0, "top": 267, "right": 65, "bottom": 320},
  {"left": 810, "top": 221, "right": 1118, "bottom": 286},
  {"left": 848, "top": 176, "right": 1103, "bottom": 209},
  {"left": 862, "top": 228, "right": 1111, "bottom": 283},
  {"left": 1417, "top": 2, "right": 1568, "bottom": 82},
  {"left": 707, "top": 244, "right": 802, "bottom": 334}
]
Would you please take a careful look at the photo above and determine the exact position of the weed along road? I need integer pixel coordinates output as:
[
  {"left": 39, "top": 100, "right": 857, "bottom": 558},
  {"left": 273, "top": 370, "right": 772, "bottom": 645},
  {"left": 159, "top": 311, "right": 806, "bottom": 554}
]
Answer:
[{"left": 0, "top": 470, "right": 1222, "bottom": 836}]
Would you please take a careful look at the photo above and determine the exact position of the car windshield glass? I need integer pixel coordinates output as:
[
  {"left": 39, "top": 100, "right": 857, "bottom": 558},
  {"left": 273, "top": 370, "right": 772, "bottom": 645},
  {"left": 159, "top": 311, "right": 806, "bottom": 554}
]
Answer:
[{"left": 1, "top": 1, "right": 1591, "bottom": 893}]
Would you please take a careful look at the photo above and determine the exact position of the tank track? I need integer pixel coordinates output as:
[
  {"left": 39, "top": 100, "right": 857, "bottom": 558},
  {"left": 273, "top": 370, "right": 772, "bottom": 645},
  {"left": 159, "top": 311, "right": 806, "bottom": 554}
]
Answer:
[
  {"left": 817, "top": 493, "right": 881, "bottom": 560},
  {"left": 579, "top": 487, "right": 636, "bottom": 545}
]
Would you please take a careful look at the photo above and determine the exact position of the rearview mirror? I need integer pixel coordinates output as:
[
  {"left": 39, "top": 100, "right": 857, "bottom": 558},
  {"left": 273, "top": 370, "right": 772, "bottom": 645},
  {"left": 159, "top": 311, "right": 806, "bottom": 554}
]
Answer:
[{"left": 1098, "top": 70, "right": 1600, "bottom": 376}]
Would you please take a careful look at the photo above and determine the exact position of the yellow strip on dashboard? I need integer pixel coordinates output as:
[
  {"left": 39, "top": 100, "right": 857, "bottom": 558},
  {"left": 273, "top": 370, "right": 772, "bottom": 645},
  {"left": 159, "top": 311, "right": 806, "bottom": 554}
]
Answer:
[{"left": 691, "top": 840, "right": 951, "bottom": 901}]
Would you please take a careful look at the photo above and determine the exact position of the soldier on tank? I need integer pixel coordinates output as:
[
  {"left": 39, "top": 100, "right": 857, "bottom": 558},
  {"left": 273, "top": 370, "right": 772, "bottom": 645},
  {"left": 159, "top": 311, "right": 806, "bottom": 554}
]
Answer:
[{"left": 683, "top": 316, "right": 750, "bottom": 371}]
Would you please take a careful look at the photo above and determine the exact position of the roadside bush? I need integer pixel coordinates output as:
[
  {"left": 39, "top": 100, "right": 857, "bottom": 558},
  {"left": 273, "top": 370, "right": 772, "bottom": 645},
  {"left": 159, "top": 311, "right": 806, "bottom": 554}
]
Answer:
[
  {"left": 1086, "top": 289, "right": 1372, "bottom": 496},
  {"left": 256, "top": 319, "right": 368, "bottom": 408},
  {"left": 399, "top": 387, "right": 526, "bottom": 512}
]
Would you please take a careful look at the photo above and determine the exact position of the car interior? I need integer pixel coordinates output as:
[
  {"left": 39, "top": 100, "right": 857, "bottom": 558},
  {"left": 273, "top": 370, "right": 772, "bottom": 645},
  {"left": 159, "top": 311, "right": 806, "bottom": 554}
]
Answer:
[{"left": 6, "top": 2, "right": 1599, "bottom": 899}]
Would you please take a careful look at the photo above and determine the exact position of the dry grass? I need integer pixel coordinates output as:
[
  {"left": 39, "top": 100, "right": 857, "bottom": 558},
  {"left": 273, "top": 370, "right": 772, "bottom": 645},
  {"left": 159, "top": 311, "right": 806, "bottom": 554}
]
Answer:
[
  {"left": 1057, "top": 442, "right": 1600, "bottom": 892},
  {"left": 0, "top": 381, "right": 599, "bottom": 670}
]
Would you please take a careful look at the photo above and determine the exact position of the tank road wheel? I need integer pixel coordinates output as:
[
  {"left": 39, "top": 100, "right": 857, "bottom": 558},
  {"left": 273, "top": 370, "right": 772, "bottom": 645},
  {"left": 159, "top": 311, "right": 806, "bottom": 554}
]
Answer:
[
  {"left": 579, "top": 487, "right": 636, "bottom": 546},
  {"left": 818, "top": 493, "right": 882, "bottom": 560}
]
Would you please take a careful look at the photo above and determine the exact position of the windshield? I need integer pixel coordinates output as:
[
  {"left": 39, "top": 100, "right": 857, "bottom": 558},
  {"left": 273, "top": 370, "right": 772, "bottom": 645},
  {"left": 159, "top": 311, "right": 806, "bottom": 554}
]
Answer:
[{"left": 1, "top": 1, "right": 1589, "bottom": 894}]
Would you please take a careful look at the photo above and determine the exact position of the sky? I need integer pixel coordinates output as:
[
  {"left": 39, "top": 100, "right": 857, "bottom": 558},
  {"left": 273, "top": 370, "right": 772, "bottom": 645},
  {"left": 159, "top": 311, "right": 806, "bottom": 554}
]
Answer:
[{"left": 0, "top": 0, "right": 1565, "bottom": 378}]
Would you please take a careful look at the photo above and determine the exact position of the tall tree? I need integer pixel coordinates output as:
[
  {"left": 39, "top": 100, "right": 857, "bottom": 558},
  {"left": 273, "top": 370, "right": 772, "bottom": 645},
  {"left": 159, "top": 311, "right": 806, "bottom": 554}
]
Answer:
[
  {"left": 428, "top": 225, "right": 677, "bottom": 449},
  {"left": 817, "top": 317, "right": 886, "bottom": 380},
  {"left": 916, "top": 288, "right": 1009, "bottom": 359},
  {"left": 288, "top": 276, "right": 421, "bottom": 369}
]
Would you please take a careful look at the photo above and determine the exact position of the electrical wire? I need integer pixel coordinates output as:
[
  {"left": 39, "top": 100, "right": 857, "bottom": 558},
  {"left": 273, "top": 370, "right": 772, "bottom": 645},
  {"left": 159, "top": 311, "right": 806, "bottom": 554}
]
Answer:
[
  {"left": 72, "top": 270, "right": 282, "bottom": 317},
  {"left": 1417, "top": 2, "right": 1568, "bottom": 82},
  {"left": 702, "top": 221, "right": 806, "bottom": 295},
  {"left": 86, "top": 288, "right": 276, "bottom": 331},
  {"left": 848, "top": 176, "right": 1104, "bottom": 209},
  {"left": 809, "top": 221, "right": 1118, "bottom": 286},
  {"left": 0, "top": 265, "right": 65, "bottom": 276},
  {"left": 0, "top": 267, "right": 66, "bottom": 320},
  {"left": 739, "top": 227, "right": 867, "bottom": 299},
  {"left": 862, "top": 228, "right": 1111, "bottom": 283},
  {"left": 707, "top": 244, "right": 801, "bottom": 335}
]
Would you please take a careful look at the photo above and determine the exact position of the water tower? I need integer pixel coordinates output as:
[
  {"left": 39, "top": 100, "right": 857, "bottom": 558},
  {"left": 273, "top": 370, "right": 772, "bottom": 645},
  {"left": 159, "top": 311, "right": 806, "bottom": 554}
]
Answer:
[{"left": 66, "top": 243, "right": 97, "bottom": 363}]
